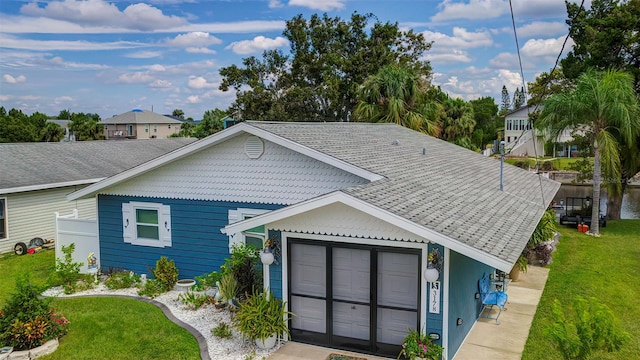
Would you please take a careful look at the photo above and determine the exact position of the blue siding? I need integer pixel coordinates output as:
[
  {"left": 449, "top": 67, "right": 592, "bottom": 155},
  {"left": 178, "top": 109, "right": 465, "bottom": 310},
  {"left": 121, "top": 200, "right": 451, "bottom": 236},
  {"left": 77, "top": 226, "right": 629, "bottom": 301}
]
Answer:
[
  {"left": 447, "top": 250, "right": 493, "bottom": 359},
  {"left": 426, "top": 243, "right": 444, "bottom": 347},
  {"left": 267, "top": 230, "right": 283, "bottom": 299},
  {"left": 97, "top": 194, "right": 282, "bottom": 279}
]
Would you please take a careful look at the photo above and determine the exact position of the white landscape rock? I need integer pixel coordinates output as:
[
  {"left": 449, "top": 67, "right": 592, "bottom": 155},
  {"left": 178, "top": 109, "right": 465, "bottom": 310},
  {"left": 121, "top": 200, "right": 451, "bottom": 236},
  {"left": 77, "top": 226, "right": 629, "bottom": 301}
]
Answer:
[{"left": 42, "top": 285, "right": 282, "bottom": 360}]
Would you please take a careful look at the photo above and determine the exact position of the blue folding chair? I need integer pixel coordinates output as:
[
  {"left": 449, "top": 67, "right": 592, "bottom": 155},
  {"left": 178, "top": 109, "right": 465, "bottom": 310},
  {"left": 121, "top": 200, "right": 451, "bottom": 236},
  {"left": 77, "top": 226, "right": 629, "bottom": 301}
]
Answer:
[{"left": 479, "top": 273, "right": 508, "bottom": 324}]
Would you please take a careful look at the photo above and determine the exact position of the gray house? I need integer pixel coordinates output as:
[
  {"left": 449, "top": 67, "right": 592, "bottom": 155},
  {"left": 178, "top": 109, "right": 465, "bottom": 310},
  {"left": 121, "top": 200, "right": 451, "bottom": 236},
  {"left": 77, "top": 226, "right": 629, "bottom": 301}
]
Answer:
[
  {"left": 0, "top": 139, "right": 195, "bottom": 254},
  {"left": 69, "top": 122, "right": 560, "bottom": 359}
]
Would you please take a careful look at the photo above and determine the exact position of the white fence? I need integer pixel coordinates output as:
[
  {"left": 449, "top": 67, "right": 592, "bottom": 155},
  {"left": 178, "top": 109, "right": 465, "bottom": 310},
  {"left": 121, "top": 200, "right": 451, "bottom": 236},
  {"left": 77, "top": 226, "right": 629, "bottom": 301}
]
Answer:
[{"left": 55, "top": 209, "right": 99, "bottom": 274}]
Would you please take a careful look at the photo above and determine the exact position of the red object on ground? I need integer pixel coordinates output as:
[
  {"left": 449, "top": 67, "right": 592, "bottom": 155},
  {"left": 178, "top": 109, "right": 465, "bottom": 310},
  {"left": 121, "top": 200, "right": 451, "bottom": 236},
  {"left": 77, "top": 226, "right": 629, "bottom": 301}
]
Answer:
[{"left": 27, "top": 248, "right": 36, "bottom": 254}]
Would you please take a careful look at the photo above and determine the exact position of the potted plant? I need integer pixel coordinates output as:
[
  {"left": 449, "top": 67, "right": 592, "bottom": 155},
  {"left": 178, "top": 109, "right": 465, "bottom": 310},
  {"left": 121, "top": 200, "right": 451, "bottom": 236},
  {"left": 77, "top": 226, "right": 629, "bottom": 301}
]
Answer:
[
  {"left": 397, "top": 328, "right": 444, "bottom": 360},
  {"left": 509, "top": 253, "right": 528, "bottom": 281},
  {"left": 233, "top": 290, "right": 293, "bottom": 349}
]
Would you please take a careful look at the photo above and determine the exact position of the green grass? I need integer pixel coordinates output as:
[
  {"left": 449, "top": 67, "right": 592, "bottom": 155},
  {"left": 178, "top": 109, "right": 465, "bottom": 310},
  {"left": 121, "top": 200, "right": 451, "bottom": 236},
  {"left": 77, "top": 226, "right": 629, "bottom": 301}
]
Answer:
[
  {"left": 0, "top": 250, "right": 200, "bottom": 359},
  {"left": 41, "top": 297, "right": 199, "bottom": 360},
  {"left": 0, "top": 250, "right": 56, "bottom": 305},
  {"left": 522, "top": 220, "right": 640, "bottom": 360}
]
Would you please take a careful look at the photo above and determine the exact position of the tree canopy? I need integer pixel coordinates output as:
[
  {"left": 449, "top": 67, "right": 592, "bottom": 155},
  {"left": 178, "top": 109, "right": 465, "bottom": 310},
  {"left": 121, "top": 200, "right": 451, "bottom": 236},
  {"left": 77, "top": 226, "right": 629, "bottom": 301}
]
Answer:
[{"left": 219, "top": 12, "right": 432, "bottom": 122}]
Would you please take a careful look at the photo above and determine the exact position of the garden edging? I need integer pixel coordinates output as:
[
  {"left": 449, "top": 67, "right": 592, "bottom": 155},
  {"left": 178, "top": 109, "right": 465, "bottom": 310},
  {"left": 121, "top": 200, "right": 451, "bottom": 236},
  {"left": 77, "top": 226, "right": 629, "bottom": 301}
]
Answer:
[{"left": 0, "top": 338, "right": 58, "bottom": 360}]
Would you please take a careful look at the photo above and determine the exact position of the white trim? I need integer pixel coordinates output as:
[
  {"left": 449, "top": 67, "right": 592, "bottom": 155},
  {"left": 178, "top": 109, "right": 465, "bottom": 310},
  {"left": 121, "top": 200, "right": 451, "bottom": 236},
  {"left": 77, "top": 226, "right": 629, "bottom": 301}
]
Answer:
[
  {"left": 68, "top": 122, "right": 382, "bottom": 201},
  {"left": 442, "top": 248, "right": 450, "bottom": 359},
  {"left": 280, "top": 231, "right": 429, "bottom": 342},
  {"left": 1, "top": 178, "right": 104, "bottom": 195},
  {"left": 222, "top": 191, "right": 514, "bottom": 272},
  {"left": 228, "top": 208, "right": 270, "bottom": 250},
  {"left": 124, "top": 201, "right": 172, "bottom": 248}
]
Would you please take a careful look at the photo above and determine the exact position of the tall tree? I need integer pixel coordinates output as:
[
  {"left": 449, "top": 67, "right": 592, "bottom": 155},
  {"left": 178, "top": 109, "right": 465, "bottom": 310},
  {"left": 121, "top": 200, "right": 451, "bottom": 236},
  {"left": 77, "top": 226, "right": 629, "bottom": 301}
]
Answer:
[
  {"left": 470, "top": 96, "right": 499, "bottom": 149},
  {"left": 538, "top": 70, "right": 639, "bottom": 235},
  {"left": 440, "top": 97, "right": 476, "bottom": 149},
  {"left": 499, "top": 85, "right": 511, "bottom": 115},
  {"left": 172, "top": 109, "right": 185, "bottom": 119},
  {"left": 40, "top": 122, "right": 65, "bottom": 142},
  {"left": 561, "top": 0, "right": 640, "bottom": 219},
  {"left": 353, "top": 64, "right": 440, "bottom": 135},
  {"left": 193, "top": 108, "right": 227, "bottom": 139},
  {"left": 57, "top": 109, "right": 71, "bottom": 120},
  {"left": 69, "top": 112, "right": 103, "bottom": 141},
  {"left": 220, "top": 12, "right": 432, "bottom": 122}
]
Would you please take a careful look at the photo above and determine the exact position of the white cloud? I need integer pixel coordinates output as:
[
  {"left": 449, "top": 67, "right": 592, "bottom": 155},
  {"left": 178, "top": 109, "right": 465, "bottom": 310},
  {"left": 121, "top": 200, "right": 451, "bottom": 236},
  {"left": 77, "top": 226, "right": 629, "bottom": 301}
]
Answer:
[
  {"left": 226, "top": 36, "right": 289, "bottom": 55},
  {"left": 149, "top": 79, "right": 172, "bottom": 88},
  {"left": 3, "top": 74, "right": 26, "bottom": 83},
  {"left": 187, "top": 76, "right": 218, "bottom": 89},
  {"left": 149, "top": 64, "right": 167, "bottom": 72},
  {"left": 54, "top": 96, "right": 73, "bottom": 104},
  {"left": 427, "top": 52, "right": 472, "bottom": 64},
  {"left": 423, "top": 27, "right": 493, "bottom": 49},
  {"left": 186, "top": 95, "right": 201, "bottom": 103},
  {"left": 20, "top": 0, "right": 186, "bottom": 31},
  {"left": 125, "top": 51, "right": 163, "bottom": 59},
  {"left": 288, "top": 0, "right": 345, "bottom": 11},
  {"left": 166, "top": 32, "right": 222, "bottom": 47},
  {"left": 518, "top": 21, "right": 567, "bottom": 38},
  {"left": 489, "top": 52, "right": 518, "bottom": 68},
  {"left": 186, "top": 47, "right": 216, "bottom": 54},
  {"left": 0, "top": 34, "right": 148, "bottom": 51},
  {"left": 432, "top": 0, "right": 507, "bottom": 21},
  {"left": 269, "top": 0, "right": 285, "bottom": 8},
  {"left": 117, "top": 72, "right": 154, "bottom": 84},
  {"left": 521, "top": 35, "right": 573, "bottom": 57}
]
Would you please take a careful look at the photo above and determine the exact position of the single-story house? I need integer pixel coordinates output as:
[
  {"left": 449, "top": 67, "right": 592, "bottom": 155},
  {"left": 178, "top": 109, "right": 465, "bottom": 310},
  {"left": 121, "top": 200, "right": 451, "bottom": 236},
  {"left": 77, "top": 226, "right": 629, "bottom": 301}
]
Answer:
[
  {"left": 101, "top": 109, "right": 183, "bottom": 139},
  {"left": 68, "top": 122, "right": 559, "bottom": 359},
  {"left": 0, "top": 139, "right": 195, "bottom": 254}
]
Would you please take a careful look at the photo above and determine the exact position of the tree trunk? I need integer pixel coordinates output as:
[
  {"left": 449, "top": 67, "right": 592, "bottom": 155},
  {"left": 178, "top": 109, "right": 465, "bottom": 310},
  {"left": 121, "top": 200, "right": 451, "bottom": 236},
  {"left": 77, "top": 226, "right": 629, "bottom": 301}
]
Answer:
[
  {"left": 606, "top": 181, "right": 626, "bottom": 220},
  {"left": 590, "top": 146, "right": 602, "bottom": 235}
]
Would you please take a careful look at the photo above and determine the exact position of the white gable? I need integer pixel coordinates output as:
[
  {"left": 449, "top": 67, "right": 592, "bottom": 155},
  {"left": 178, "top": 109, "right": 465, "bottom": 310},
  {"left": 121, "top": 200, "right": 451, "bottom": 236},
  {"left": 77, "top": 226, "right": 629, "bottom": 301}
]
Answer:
[
  {"left": 103, "top": 133, "right": 369, "bottom": 204},
  {"left": 270, "top": 202, "right": 429, "bottom": 242}
]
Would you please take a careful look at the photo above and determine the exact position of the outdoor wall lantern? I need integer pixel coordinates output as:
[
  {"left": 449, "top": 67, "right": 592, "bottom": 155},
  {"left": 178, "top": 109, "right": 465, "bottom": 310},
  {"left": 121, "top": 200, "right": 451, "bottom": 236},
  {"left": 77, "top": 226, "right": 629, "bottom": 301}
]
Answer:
[
  {"left": 423, "top": 248, "right": 443, "bottom": 283},
  {"left": 260, "top": 248, "right": 275, "bottom": 265},
  {"left": 429, "top": 333, "right": 441, "bottom": 341},
  {"left": 457, "top": 318, "right": 464, "bottom": 326}
]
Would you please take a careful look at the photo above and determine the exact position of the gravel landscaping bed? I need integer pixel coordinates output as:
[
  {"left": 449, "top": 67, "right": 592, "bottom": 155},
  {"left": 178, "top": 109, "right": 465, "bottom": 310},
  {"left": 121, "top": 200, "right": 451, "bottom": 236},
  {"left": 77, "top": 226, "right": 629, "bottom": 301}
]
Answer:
[{"left": 42, "top": 284, "right": 282, "bottom": 360}]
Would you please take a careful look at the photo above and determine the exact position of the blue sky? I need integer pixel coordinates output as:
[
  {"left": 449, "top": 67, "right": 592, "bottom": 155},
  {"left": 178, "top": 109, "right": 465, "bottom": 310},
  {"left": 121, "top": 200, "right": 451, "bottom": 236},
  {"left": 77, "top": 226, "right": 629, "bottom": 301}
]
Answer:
[{"left": 0, "top": 0, "right": 582, "bottom": 120}]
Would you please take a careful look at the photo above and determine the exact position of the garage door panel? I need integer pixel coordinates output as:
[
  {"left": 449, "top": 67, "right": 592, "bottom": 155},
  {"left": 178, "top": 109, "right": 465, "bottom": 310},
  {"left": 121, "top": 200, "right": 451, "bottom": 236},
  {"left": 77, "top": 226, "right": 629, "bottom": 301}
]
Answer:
[
  {"left": 378, "top": 252, "right": 418, "bottom": 308},
  {"left": 291, "top": 243, "right": 326, "bottom": 297},
  {"left": 333, "top": 301, "right": 370, "bottom": 340},
  {"left": 333, "top": 248, "right": 370, "bottom": 302},
  {"left": 377, "top": 308, "right": 418, "bottom": 345},
  {"left": 291, "top": 296, "right": 326, "bottom": 334}
]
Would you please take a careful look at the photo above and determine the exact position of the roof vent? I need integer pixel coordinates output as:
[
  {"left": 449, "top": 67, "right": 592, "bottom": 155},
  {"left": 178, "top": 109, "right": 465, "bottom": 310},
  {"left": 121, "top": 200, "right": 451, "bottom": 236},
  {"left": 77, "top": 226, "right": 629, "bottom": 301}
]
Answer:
[
  {"left": 245, "top": 136, "right": 264, "bottom": 159},
  {"left": 132, "top": 109, "right": 143, "bottom": 112},
  {"left": 392, "top": 140, "right": 400, "bottom": 146}
]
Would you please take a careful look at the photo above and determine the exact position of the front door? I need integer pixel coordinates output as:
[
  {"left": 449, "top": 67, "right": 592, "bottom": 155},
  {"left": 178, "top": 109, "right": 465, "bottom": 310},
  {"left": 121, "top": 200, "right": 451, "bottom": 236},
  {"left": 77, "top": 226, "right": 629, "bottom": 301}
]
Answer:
[{"left": 289, "top": 240, "right": 420, "bottom": 357}]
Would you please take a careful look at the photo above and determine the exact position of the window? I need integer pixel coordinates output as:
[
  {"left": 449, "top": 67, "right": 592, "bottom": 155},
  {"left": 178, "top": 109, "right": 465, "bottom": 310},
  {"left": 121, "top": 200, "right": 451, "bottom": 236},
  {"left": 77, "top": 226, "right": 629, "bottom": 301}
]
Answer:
[
  {"left": 228, "top": 208, "right": 270, "bottom": 249},
  {"left": 145, "top": 124, "right": 149, "bottom": 133},
  {"left": 168, "top": 124, "right": 171, "bottom": 129},
  {"left": 153, "top": 124, "right": 157, "bottom": 133},
  {"left": 122, "top": 202, "right": 171, "bottom": 247},
  {"left": 0, "top": 198, "right": 6, "bottom": 240},
  {"left": 506, "top": 120, "right": 512, "bottom": 131}
]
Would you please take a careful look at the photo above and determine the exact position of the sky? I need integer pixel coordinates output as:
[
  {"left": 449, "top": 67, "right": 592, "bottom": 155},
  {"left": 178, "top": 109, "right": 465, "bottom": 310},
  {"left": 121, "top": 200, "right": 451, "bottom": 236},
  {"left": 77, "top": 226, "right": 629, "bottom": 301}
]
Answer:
[{"left": 0, "top": 0, "right": 584, "bottom": 120}]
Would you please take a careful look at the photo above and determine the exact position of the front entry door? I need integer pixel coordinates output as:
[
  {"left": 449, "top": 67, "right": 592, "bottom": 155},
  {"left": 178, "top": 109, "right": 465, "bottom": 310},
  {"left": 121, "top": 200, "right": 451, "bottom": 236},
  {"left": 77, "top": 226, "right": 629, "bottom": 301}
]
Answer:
[{"left": 289, "top": 240, "right": 420, "bottom": 357}]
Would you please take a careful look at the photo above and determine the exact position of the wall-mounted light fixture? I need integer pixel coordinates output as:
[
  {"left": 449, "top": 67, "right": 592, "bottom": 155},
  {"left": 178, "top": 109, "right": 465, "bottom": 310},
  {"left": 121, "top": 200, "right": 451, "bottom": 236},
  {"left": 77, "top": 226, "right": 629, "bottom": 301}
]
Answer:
[
  {"left": 475, "top": 292, "right": 480, "bottom": 299},
  {"left": 457, "top": 318, "right": 464, "bottom": 326},
  {"left": 423, "top": 248, "right": 443, "bottom": 283},
  {"left": 429, "top": 333, "right": 441, "bottom": 341}
]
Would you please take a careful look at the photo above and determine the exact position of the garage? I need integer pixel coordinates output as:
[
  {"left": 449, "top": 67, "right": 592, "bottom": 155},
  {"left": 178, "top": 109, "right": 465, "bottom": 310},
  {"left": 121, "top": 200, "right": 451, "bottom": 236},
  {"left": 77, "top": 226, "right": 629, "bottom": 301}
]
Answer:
[{"left": 288, "top": 239, "right": 421, "bottom": 357}]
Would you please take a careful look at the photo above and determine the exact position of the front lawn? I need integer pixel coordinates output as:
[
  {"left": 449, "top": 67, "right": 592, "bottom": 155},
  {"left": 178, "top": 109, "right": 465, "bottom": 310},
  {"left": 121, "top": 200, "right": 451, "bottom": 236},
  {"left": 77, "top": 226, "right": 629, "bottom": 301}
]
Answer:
[
  {"left": 0, "top": 250, "right": 200, "bottom": 359},
  {"left": 522, "top": 220, "right": 640, "bottom": 359}
]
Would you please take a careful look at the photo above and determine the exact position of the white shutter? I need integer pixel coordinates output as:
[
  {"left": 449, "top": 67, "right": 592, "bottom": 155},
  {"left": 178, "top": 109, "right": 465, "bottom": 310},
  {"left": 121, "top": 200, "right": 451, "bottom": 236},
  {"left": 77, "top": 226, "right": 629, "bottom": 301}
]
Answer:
[
  {"left": 160, "top": 204, "right": 172, "bottom": 247},
  {"left": 227, "top": 209, "right": 241, "bottom": 250},
  {"left": 122, "top": 203, "right": 133, "bottom": 243}
]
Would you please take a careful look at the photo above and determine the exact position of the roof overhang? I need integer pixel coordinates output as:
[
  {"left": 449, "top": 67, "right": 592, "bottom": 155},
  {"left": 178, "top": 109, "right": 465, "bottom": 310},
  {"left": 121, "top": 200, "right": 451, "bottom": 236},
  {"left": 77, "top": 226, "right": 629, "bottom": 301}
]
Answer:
[
  {"left": 67, "top": 122, "right": 384, "bottom": 201},
  {"left": 222, "top": 191, "right": 515, "bottom": 272},
  {"left": 1, "top": 178, "right": 104, "bottom": 195}
]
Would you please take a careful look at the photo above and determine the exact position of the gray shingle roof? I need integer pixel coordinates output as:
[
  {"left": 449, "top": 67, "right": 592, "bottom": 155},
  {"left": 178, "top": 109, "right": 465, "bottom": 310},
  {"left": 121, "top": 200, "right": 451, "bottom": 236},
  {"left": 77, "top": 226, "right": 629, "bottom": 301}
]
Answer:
[
  {"left": 0, "top": 138, "right": 196, "bottom": 192},
  {"left": 247, "top": 121, "right": 560, "bottom": 266},
  {"left": 101, "top": 110, "right": 183, "bottom": 125}
]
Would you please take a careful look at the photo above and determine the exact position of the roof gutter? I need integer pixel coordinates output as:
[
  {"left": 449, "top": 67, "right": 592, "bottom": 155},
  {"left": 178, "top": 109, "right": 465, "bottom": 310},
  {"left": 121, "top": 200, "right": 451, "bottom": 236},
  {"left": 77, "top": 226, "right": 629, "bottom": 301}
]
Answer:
[{"left": 1, "top": 178, "right": 104, "bottom": 195}]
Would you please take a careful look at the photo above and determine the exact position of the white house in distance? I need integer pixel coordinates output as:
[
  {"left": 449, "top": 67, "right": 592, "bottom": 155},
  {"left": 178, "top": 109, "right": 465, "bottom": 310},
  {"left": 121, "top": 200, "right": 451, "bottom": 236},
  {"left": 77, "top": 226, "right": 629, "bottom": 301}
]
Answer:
[
  {"left": 504, "top": 106, "right": 577, "bottom": 158},
  {"left": 101, "top": 109, "right": 183, "bottom": 140},
  {"left": 0, "top": 139, "right": 195, "bottom": 254}
]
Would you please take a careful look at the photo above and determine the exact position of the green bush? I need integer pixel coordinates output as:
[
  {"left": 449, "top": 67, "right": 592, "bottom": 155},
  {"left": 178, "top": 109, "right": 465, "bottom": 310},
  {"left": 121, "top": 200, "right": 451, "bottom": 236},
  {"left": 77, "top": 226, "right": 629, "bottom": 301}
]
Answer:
[
  {"left": 217, "top": 273, "right": 238, "bottom": 303},
  {"left": 233, "top": 290, "right": 293, "bottom": 342},
  {"left": 212, "top": 322, "right": 233, "bottom": 339},
  {"left": 178, "top": 291, "right": 211, "bottom": 310},
  {"left": 225, "top": 243, "right": 260, "bottom": 301},
  {"left": 105, "top": 270, "right": 141, "bottom": 289},
  {"left": 152, "top": 256, "right": 178, "bottom": 292},
  {"left": 548, "top": 296, "right": 630, "bottom": 359},
  {"left": 137, "top": 278, "right": 165, "bottom": 298},
  {"left": 193, "top": 271, "right": 222, "bottom": 291},
  {"left": 397, "top": 328, "right": 444, "bottom": 360},
  {"left": 0, "top": 275, "right": 70, "bottom": 350},
  {"left": 53, "top": 243, "right": 93, "bottom": 294}
]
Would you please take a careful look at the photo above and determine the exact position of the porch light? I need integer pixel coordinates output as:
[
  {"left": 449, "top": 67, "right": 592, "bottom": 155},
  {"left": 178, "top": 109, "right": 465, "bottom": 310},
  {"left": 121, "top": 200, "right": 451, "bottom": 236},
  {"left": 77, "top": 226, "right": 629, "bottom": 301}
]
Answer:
[
  {"left": 423, "top": 267, "right": 439, "bottom": 282},
  {"left": 260, "top": 249, "right": 275, "bottom": 265},
  {"left": 424, "top": 248, "right": 443, "bottom": 282}
]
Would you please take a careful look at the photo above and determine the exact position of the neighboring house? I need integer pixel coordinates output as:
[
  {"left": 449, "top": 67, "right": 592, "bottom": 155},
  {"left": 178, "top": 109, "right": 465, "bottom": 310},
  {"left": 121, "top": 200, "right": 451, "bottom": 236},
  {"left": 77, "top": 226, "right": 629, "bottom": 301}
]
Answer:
[
  {"left": 0, "top": 138, "right": 196, "bottom": 254},
  {"left": 46, "top": 119, "right": 75, "bottom": 141},
  {"left": 504, "top": 106, "right": 579, "bottom": 157},
  {"left": 68, "top": 122, "right": 559, "bottom": 360},
  {"left": 101, "top": 109, "right": 182, "bottom": 139}
]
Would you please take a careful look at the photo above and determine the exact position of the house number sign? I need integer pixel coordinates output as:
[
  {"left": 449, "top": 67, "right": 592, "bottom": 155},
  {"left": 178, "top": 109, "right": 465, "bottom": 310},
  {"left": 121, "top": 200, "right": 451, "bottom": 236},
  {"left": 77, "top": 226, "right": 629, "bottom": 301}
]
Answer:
[{"left": 429, "top": 281, "right": 440, "bottom": 314}]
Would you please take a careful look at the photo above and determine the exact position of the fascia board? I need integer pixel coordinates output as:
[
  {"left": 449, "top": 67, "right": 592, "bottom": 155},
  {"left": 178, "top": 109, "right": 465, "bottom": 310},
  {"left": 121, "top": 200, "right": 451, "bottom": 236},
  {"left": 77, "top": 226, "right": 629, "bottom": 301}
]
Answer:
[
  {"left": 1, "top": 178, "right": 104, "bottom": 195},
  {"left": 222, "top": 191, "right": 513, "bottom": 272}
]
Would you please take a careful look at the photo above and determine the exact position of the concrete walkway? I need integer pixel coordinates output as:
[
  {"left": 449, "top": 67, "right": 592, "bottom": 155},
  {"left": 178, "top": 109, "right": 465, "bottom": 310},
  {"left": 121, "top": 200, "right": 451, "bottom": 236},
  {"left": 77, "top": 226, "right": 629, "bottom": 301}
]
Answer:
[
  {"left": 268, "top": 266, "right": 549, "bottom": 360},
  {"left": 453, "top": 266, "right": 549, "bottom": 359}
]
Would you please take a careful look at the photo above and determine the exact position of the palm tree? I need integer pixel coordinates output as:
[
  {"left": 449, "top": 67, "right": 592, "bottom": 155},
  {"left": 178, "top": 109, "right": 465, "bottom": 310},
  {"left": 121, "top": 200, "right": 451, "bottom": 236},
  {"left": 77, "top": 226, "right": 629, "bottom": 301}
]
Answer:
[
  {"left": 538, "top": 69, "right": 640, "bottom": 235},
  {"left": 353, "top": 64, "right": 440, "bottom": 136}
]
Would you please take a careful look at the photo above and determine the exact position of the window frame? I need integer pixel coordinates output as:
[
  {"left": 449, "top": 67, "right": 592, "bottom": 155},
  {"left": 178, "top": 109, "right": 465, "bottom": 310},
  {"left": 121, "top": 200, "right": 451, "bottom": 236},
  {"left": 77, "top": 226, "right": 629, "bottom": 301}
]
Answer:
[
  {"left": 228, "top": 208, "right": 270, "bottom": 249},
  {"left": 123, "top": 201, "right": 171, "bottom": 248},
  {"left": 0, "top": 197, "right": 7, "bottom": 240}
]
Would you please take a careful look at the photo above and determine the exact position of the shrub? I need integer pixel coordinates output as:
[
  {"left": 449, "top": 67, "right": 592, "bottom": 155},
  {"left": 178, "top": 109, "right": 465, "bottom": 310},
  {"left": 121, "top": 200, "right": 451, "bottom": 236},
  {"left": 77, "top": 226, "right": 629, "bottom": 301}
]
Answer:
[
  {"left": 0, "top": 275, "right": 70, "bottom": 350},
  {"left": 217, "top": 273, "right": 238, "bottom": 303},
  {"left": 54, "top": 243, "right": 93, "bottom": 294},
  {"left": 397, "top": 328, "right": 444, "bottom": 360},
  {"left": 234, "top": 290, "right": 293, "bottom": 342},
  {"left": 193, "top": 271, "right": 222, "bottom": 291},
  {"left": 548, "top": 296, "right": 630, "bottom": 360},
  {"left": 225, "top": 243, "right": 260, "bottom": 301},
  {"left": 137, "top": 278, "right": 165, "bottom": 298},
  {"left": 152, "top": 256, "right": 178, "bottom": 292},
  {"left": 212, "top": 322, "right": 233, "bottom": 339},
  {"left": 178, "top": 291, "right": 211, "bottom": 310},
  {"left": 105, "top": 270, "right": 141, "bottom": 289}
]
